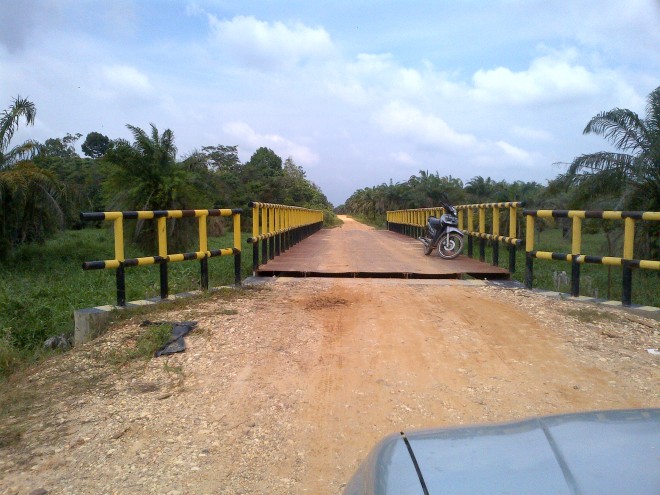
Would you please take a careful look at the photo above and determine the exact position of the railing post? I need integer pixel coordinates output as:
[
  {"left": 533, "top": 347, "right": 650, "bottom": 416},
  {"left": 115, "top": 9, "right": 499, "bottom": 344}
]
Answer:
[
  {"left": 157, "top": 216, "right": 168, "bottom": 299},
  {"left": 233, "top": 212, "right": 242, "bottom": 285},
  {"left": 478, "top": 207, "right": 486, "bottom": 262},
  {"left": 261, "top": 206, "right": 268, "bottom": 265},
  {"left": 525, "top": 213, "right": 535, "bottom": 289},
  {"left": 570, "top": 256, "right": 580, "bottom": 297},
  {"left": 570, "top": 215, "right": 582, "bottom": 297},
  {"left": 252, "top": 203, "right": 260, "bottom": 272},
  {"left": 622, "top": 262, "right": 633, "bottom": 306},
  {"left": 116, "top": 263, "right": 126, "bottom": 307},
  {"left": 492, "top": 207, "right": 500, "bottom": 266},
  {"left": 269, "top": 207, "right": 275, "bottom": 260},
  {"left": 508, "top": 244, "right": 516, "bottom": 274},
  {"left": 525, "top": 252, "right": 533, "bottom": 289},
  {"left": 508, "top": 205, "right": 517, "bottom": 273},
  {"left": 201, "top": 258, "right": 209, "bottom": 290},
  {"left": 622, "top": 217, "right": 635, "bottom": 306},
  {"left": 199, "top": 213, "right": 209, "bottom": 290},
  {"left": 275, "top": 208, "right": 281, "bottom": 256},
  {"left": 113, "top": 215, "right": 126, "bottom": 306}
]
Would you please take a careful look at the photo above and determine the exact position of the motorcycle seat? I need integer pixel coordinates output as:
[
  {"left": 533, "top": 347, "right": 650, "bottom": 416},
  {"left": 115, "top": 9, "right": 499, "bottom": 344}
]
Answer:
[{"left": 428, "top": 217, "right": 443, "bottom": 227}]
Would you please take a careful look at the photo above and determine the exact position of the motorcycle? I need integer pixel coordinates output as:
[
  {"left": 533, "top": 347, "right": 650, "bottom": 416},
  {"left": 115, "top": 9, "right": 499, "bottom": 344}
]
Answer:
[{"left": 419, "top": 196, "right": 464, "bottom": 259}]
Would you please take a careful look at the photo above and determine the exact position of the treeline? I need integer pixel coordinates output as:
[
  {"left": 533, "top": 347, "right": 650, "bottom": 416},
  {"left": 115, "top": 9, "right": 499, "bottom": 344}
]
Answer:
[
  {"left": 338, "top": 173, "right": 546, "bottom": 220},
  {"left": 0, "top": 101, "right": 335, "bottom": 258}
]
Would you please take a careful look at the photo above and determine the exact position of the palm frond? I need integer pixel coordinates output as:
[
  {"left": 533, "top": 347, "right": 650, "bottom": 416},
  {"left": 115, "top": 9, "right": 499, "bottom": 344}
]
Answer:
[
  {"left": 583, "top": 108, "right": 647, "bottom": 152},
  {"left": 567, "top": 151, "right": 636, "bottom": 176},
  {"left": 1, "top": 96, "right": 36, "bottom": 155},
  {"left": 1, "top": 140, "right": 40, "bottom": 169}
]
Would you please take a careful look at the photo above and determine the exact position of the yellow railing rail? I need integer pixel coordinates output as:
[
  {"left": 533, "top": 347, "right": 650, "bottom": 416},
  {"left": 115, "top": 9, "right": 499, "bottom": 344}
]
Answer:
[
  {"left": 247, "top": 202, "right": 324, "bottom": 272},
  {"left": 387, "top": 201, "right": 524, "bottom": 272},
  {"left": 523, "top": 209, "right": 660, "bottom": 306},
  {"left": 80, "top": 208, "right": 243, "bottom": 306}
]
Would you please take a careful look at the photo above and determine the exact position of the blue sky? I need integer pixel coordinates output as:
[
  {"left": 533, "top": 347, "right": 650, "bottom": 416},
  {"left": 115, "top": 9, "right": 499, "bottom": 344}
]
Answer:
[{"left": 1, "top": 0, "right": 658, "bottom": 205}]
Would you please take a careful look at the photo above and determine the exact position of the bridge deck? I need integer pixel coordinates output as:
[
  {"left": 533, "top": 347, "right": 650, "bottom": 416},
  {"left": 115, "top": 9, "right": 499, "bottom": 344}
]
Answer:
[{"left": 255, "top": 217, "right": 510, "bottom": 279}]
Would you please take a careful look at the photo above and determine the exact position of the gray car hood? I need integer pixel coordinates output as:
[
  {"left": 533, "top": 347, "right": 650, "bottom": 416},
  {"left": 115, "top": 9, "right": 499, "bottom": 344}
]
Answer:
[{"left": 343, "top": 408, "right": 660, "bottom": 495}]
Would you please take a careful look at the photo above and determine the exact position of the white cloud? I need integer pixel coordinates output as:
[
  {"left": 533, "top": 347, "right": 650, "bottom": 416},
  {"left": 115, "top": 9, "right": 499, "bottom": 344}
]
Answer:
[
  {"left": 374, "top": 101, "right": 477, "bottom": 150},
  {"left": 471, "top": 49, "right": 600, "bottom": 104},
  {"left": 511, "top": 126, "right": 553, "bottom": 142},
  {"left": 99, "top": 65, "right": 152, "bottom": 96},
  {"left": 207, "top": 15, "right": 335, "bottom": 70},
  {"left": 223, "top": 121, "right": 319, "bottom": 166},
  {"left": 391, "top": 151, "right": 416, "bottom": 165},
  {"left": 494, "top": 141, "right": 533, "bottom": 165}
]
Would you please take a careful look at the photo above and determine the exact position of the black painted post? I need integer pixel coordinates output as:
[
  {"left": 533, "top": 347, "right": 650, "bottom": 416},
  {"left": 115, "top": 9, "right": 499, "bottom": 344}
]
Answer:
[
  {"left": 492, "top": 241, "right": 499, "bottom": 266},
  {"left": 570, "top": 257, "right": 580, "bottom": 297},
  {"left": 622, "top": 263, "right": 633, "bottom": 306},
  {"left": 508, "top": 244, "right": 516, "bottom": 274},
  {"left": 262, "top": 236, "right": 268, "bottom": 264},
  {"left": 468, "top": 236, "right": 473, "bottom": 258},
  {"left": 252, "top": 242, "right": 259, "bottom": 272},
  {"left": 116, "top": 264, "right": 126, "bottom": 307},
  {"left": 200, "top": 257, "right": 209, "bottom": 290},
  {"left": 160, "top": 263, "right": 168, "bottom": 299},
  {"left": 479, "top": 238, "right": 486, "bottom": 262},
  {"left": 234, "top": 251, "right": 242, "bottom": 285},
  {"left": 525, "top": 253, "right": 533, "bottom": 289},
  {"left": 269, "top": 236, "right": 275, "bottom": 260}
]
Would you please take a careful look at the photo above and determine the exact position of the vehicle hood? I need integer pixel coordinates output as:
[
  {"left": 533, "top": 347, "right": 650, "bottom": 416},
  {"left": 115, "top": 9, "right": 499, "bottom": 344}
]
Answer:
[{"left": 343, "top": 408, "right": 660, "bottom": 495}]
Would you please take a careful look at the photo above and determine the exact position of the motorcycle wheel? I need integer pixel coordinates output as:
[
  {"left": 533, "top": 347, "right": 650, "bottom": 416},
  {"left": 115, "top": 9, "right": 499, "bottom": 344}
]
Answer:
[{"left": 437, "top": 232, "right": 463, "bottom": 259}]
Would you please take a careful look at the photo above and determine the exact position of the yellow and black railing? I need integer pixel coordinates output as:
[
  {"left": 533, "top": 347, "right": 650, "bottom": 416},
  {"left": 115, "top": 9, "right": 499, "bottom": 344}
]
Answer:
[
  {"left": 523, "top": 209, "right": 660, "bottom": 306},
  {"left": 247, "top": 202, "right": 324, "bottom": 272},
  {"left": 81, "top": 208, "right": 242, "bottom": 306},
  {"left": 387, "top": 207, "right": 445, "bottom": 239},
  {"left": 456, "top": 202, "right": 524, "bottom": 273},
  {"left": 387, "top": 201, "right": 524, "bottom": 273}
]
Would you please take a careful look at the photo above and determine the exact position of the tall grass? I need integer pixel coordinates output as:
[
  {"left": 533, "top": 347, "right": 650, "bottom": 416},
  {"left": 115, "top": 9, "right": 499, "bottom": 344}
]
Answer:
[{"left": 0, "top": 227, "right": 255, "bottom": 376}]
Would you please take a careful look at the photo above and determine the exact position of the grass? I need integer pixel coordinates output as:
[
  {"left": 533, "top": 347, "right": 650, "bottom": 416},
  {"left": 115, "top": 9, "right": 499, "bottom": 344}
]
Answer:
[
  {"left": 343, "top": 213, "right": 386, "bottom": 229},
  {"left": 0, "top": 227, "right": 256, "bottom": 377},
  {"left": 113, "top": 323, "right": 172, "bottom": 364}
]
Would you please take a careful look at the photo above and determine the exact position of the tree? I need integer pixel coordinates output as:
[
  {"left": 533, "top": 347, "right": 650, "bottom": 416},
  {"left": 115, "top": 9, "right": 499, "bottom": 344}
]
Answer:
[
  {"left": 559, "top": 86, "right": 660, "bottom": 211},
  {"left": 241, "top": 147, "right": 284, "bottom": 203},
  {"left": 103, "top": 123, "right": 213, "bottom": 250},
  {"left": 81, "top": 131, "right": 110, "bottom": 158},
  {"left": 0, "top": 97, "right": 63, "bottom": 257},
  {"left": 41, "top": 133, "right": 82, "bottom": 159},
  {"left": 0, "top": 96, "right": 38, "bottom": 169}
]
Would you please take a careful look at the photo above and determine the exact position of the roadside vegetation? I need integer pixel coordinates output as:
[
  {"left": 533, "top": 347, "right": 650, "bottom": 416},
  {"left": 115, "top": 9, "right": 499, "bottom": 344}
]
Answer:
[
  {"left": 0, "top": 228, "right": 255, "bottom": 377},
  {"left": 0, "top": 87, "right": 658, "bottom": 379}
]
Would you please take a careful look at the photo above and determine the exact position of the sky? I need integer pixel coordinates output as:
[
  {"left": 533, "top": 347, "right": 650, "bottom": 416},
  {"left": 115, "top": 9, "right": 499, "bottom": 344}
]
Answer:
[{"left": 1, "top": 1, "right": 658, "bottom": 206}]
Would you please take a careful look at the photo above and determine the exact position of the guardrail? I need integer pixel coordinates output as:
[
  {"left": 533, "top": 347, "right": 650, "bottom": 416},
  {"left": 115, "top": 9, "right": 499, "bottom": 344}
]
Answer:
[
  {"left": 386, "top": 201, "right": 524, "bottom": 273},
  {"left": 247, "top": 202, "right": 324, "bottom": 272},
  {"left": 81, "top": 208, "right": 242, "bottom": 306},
  {"left": 456, "top": 202, "right": 524, "bottom": 273},
  {"left": 523, "top": 209, "right": 660, "bottom": 306}
]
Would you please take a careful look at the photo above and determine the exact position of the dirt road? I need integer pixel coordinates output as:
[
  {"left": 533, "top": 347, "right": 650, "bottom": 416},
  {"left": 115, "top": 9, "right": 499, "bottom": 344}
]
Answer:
[{"left": 1, "top": 269, "right": 659, "bottom": 494}]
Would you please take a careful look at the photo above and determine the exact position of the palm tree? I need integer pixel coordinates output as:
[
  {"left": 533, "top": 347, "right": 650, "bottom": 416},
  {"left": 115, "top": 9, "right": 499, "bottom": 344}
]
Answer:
[
  {"left": 560, "top": 86, "right": 660, "bottom": 211},
  {"left": 103, "top": 123, "right": 213, "bottom": 250},
  {"left": 0, "top": 96, "right": 38, "bottom": 169},
  {"left": 0, "top": 96, "right": 63, "bottom": 257}
]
